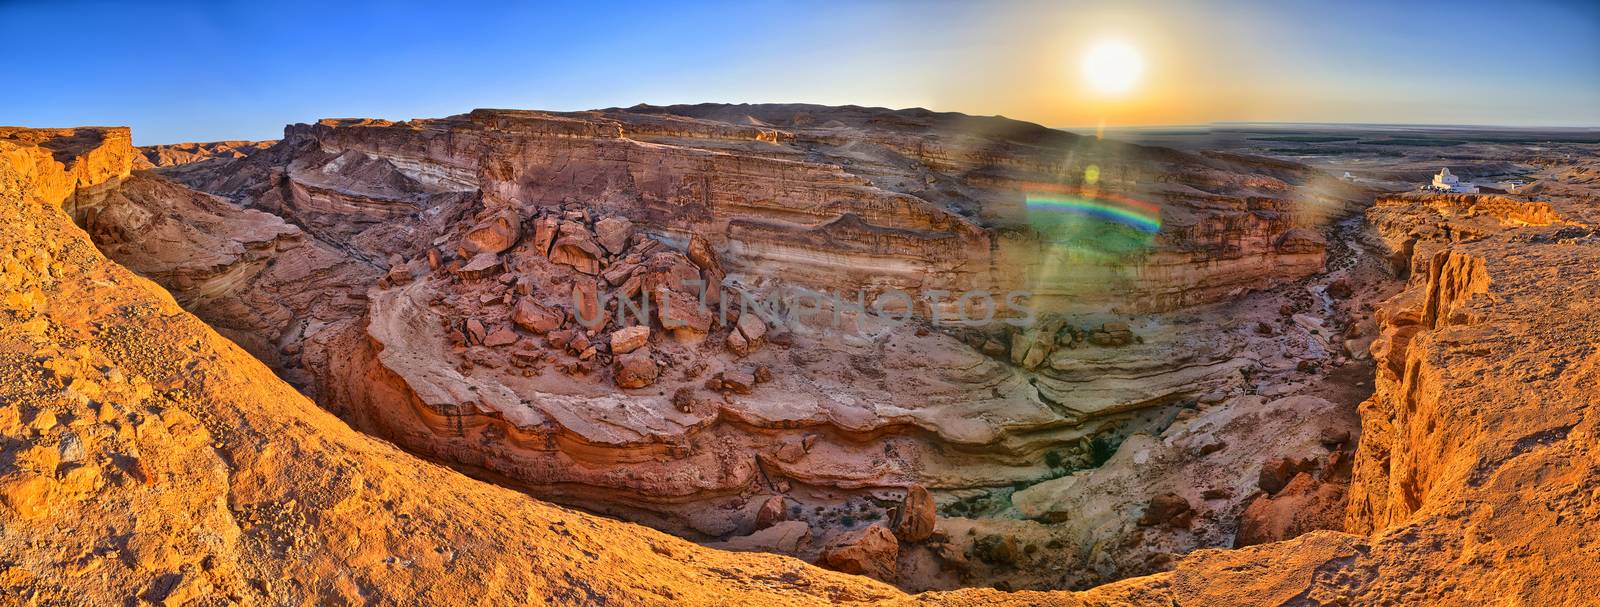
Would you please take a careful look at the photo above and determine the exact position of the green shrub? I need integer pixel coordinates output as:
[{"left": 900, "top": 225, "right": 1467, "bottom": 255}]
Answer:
[
  {"left": 1089, "top": 435, "right": 1118, "bottom": 467},
  {"left": 1043, "top": 450, "right": 1063, "bottom": 469}
]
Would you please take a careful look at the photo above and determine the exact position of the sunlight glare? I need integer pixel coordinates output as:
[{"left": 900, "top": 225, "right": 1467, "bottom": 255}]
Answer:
[{"left": 1082, "top": 39, "right": 1143, "bottom": 95}]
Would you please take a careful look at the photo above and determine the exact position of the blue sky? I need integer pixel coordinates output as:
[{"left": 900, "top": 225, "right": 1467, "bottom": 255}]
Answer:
[{"left": 3, "top": 0, "right": 1596, "bottom": 144}]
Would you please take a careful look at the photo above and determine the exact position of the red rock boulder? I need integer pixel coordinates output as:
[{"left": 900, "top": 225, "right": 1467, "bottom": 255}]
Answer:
[{"left": 821, "top": 524, "right": 899, "bottom": 582}]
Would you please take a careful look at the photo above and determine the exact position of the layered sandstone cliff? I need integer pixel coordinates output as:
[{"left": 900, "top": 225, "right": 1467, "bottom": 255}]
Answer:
[{"left": 173, "top": 106, "right": 1345, "bottom": 315}]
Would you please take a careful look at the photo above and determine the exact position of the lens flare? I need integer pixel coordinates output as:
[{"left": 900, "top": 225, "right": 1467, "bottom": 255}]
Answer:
[
  {"left": 1024, "top": 188, "right": 1161, "bottom": 235},
  {"left": 1019, "top": 184, "right": 1162, "bottom": 301}
]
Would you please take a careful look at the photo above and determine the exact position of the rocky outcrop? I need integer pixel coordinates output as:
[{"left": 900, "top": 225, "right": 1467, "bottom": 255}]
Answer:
[{"left": 0, "top": 126, "right": 138, "bottom": 208}]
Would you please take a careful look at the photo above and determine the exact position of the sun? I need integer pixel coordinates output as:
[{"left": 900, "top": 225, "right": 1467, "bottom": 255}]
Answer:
[{"left": 1081, "top": 39, "right": 1144, "bottom": 95}]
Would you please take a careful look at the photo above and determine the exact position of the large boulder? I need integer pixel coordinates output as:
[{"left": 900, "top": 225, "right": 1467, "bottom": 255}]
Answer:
[
  {"left": 1088, "top": 322, "right": 1134, "bottom": 347},
  {"left": 726, "top": 329, "right": 749, "bottom": 356},
  {"left": 686, "top": 234, "right": 723, "bottom": 276},
  {"left": 570, "top": 277, "right": 608, "bottom": 330},
  {"left": 719, "top": 370, "right": 755, "bottom": 395},
  {"left": 821, "top": 524, "right": 899, "bottom": 582},
  {"left": 550, "top": 222, "right": 604, "bottom": 275},
  {"left": 893, "top": 485, "right": 936, "bottom": 542},
  {"left": 1326, "top": 278, "right": 1354, "bottom": 300},
  {"left": 971, "top": 533, "right": 1020, "bottom": 567},
  {"left": 459, "top": 209, "right": 521, "bottom": 256},
  {"left": 511, "top": 298, "right": 563, "bottom": 334},
  {"left": 609, "top": 325, "right": 650, "bottom": 354},
  {"left": 531, "top": 215, "right": 559, "bottom": 257},
  {"left": 464, "top": 318, "right": 487, "bottom": 345},
  {"left": 483, "top": 326, "right": 519, "bottom": 347},
  {"left": 727, "top": 312, "right": 768, "bottom": 356},
  {"left": 653, "top": 286, "right": 711, "bottom": 342},
  {"left": 601, "top": 259, "right": 639, "bottom": 287},
  {"left": 1137, "top": 492, "right": 1195, "bottom": 528},
  {"left": 457, "top": 253, "right": 501, "bottom": 280},
  {"left": 1259, "top": 456, "right": 1319, "bottom": 495},
  {"left": 1235, "top": 472, "right": 1346, "bottom": 547},
  {"left": 641, "top": 252, "right": 703, "bottom": 294},
  {"left": 613, "top": 349, "right": 659, "bottom": 389},
  {"left": 1011, "top": 319, "right": 1064, "bottom": 369},
  {"left": 685, "top": 235, "right": 726, "bottom": 308},
  {"left": 593, "top": 217, "right": 633, "bottom": 255}
]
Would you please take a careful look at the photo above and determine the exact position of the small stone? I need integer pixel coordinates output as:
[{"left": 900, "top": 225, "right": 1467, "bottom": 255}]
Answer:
[
  {"left": 720, "top": 370, "right": 755, "bottom": 394},
  {"left": 671, "top": 387, "right": 697, "bottom": 413}
]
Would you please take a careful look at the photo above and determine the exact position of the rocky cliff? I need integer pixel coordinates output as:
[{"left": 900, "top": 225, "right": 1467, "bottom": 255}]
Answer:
[{"left": 1092, "top": 165, "right": 1600, "bottom": 604}]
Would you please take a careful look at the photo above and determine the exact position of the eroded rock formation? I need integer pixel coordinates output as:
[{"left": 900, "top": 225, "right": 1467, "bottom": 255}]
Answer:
[
  {"left": 4, "top": 113, "right": 1599, "bottom": 604},
  {"left": 14, "top": 105, "right": 1380, "bottom": 591}
]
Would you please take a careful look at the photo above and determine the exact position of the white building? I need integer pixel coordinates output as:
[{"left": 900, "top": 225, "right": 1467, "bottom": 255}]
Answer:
[{"left": 1429, "top": 167, "right": 1479, "bottom": 193}]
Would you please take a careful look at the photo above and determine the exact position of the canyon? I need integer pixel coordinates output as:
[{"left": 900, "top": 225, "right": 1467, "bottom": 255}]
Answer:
[{"left": 2, "top": 108, "right": 1597, "bottom": 605}]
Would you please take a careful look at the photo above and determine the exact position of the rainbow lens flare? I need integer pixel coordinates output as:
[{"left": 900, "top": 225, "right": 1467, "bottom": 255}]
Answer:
[
  {"left": 1024, "top": 189, "right": 1161, "bottom": 234},
  {"left": 1021, "top": 182, "right": 1162, "bottom": 294}
]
